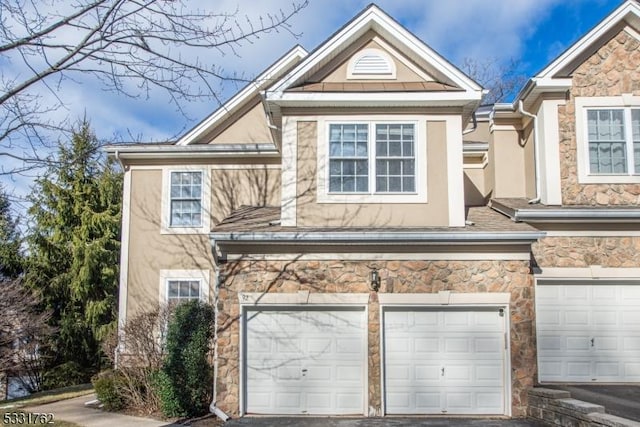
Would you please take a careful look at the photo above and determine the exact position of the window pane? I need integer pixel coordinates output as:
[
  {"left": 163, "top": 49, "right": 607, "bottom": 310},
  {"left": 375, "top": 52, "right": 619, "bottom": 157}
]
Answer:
[
  {"left": 190, "top": 281, "right": 200, "bottom": 298},
  {"left": 328, "top": 124, "right": 368, "bottom": 193},
  {"left": 168, "top": 281, "right": 179, "bottom": 297},
  {"left": 180, "top": 282, "right": 190, "bottom": 297},
  {"left": 170, "top": 171, "right": 203, "bottom": 227},
  {"left": 375, "top": 124, "right": 415, "bottom": 192},
  {"left": 587, "top": 110, "right": 626, "bottom": 174}
]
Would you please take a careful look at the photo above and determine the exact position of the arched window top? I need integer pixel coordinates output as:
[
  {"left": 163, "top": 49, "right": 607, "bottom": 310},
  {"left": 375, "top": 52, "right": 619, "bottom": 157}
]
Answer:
[{"left": 347, "top": 48, "right": 396, "bottom": 79}]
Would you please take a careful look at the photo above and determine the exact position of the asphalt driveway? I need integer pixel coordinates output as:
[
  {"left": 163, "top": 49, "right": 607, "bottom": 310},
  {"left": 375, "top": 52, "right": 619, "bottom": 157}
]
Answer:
[{"left": 224, "top": 417, "right": 545, "bottom": 426}]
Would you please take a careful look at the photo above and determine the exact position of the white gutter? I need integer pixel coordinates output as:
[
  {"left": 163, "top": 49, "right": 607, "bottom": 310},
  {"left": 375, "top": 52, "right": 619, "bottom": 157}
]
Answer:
[
  {"left": 104, "top": 143, "right": 280, "bottom": 160},
  {"left": 210, "top": 230, "right": 544, "bottom": 243},
  {"left": 518, "top": 100, "right": 540, "bottom": 204},
  {"left": 514, "top": 209, "right": 640, "bottom": 222},
  {"left": 209, "top": 268, "right": 230, "bottom": 422}
]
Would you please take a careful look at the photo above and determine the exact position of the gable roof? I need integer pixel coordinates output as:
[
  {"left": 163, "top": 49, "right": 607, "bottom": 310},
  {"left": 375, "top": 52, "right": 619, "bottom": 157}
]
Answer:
[
  {"left": 264, "top": 4, "right": 483, "bottom": 107},
  {"left": 176, "top": 45, "right": 308, "bottom": 146},
  {"left": 537, "top": 0, "right": 640, "bottom": 79},
  {"left": 509, "top": 0, "right": 640, "bottom": 107}
]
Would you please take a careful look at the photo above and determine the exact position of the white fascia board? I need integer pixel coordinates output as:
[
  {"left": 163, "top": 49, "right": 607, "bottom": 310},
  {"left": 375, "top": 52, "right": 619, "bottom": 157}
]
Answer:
[
  {"left": 176, "top": 45, "right": 307, "bottom": 146},
  {"left": 268, "top": 5, "right": 482, "bottom": 97},
  {"left": 537, "top": 1, "right": 640, "bottom": 79},
  {"left": 269, "top": 91, "right": 482, "bottom": 106}
]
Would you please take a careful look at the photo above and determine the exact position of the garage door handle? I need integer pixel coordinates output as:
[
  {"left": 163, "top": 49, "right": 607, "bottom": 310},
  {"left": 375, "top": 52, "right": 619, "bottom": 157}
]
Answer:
[
  {"left": 590, "top": 338, "right": 594, "bottom": 347},
  {"left": 441, "top": 367, "right": 445, "bottom": 376}
]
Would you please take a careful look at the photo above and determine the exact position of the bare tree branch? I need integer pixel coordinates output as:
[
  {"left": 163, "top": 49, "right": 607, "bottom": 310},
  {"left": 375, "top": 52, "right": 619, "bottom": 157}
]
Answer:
[{"left": 0, "top": 0, "right": 308, "bottom": 176}]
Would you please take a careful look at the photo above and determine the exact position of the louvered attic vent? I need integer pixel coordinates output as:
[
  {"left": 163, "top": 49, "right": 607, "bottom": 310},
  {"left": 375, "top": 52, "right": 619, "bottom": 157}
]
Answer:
[{"left": 347, "top": 48, "right": 396, "bottom": 79}]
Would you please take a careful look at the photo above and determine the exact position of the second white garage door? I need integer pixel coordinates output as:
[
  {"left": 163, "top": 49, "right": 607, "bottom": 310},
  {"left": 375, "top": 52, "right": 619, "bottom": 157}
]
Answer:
[
  {"left": 383, "top": 307, "right": 507, "bottom": 415},
  {"left": 244, "top": 308, "right": 366, "bottom": 415},
  {"left": 537, "top": 283, "right": 640, "bottom": 382}
]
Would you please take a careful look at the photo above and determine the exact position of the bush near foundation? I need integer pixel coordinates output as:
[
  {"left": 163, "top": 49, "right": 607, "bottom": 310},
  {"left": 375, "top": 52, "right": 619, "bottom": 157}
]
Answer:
[{"left": 155, "top": 300, "right": 214, "bottom": 418}]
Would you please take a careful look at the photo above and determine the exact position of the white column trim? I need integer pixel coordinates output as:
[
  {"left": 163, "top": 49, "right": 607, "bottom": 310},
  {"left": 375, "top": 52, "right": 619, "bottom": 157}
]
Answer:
[
  {"left": 538, "top": 99, "right": 565, "bottom": 205},
  {"left": 280, "top": 115, "right": 297, "bottom": 226},
  {"left": 446, "top": 115, "right": 465, "bottom": 226},
  {"left": 117, "top": 168, "right": 132, "bottom": 340}
]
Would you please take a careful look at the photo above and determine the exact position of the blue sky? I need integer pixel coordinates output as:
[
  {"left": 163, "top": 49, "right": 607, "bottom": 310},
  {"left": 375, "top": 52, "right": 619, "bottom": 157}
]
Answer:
[{"left": 0, "top": 0, "right": 625, "bottom": 205}]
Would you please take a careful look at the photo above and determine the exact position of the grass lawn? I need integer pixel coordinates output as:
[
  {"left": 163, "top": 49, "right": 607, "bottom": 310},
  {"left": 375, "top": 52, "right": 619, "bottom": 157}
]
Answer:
[
  {"left": 1, "top": 384, "right": 94, "bottom": 408},
  {"left": 0, "top": 384, "right": 93, "bottom": 426}
]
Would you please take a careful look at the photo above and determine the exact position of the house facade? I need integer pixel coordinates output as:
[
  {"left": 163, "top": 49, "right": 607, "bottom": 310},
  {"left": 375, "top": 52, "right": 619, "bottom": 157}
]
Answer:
[{"left": 107, "top": 1, "right": 640, "bottom": 419}]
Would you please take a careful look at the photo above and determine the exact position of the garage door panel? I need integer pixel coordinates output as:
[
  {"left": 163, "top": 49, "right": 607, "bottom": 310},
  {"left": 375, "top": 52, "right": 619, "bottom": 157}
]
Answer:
[
  {"left": 245, "top": 308, "right": 365, "bottom": 415},
  {"left": 537, "top": 283, "right": 640, "bottom": 383},
  {"left": 384, "top": 308, "right": 506, "bottom": 415}
]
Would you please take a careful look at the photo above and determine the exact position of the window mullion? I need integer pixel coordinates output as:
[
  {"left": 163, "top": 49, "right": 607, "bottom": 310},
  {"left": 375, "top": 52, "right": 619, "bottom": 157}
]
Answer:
[
  {"left": 370, "top": 122, "right": 375, "bottom": 195},
  {"left": 625, "top": 108, "right": 635, "bottom": 175}
]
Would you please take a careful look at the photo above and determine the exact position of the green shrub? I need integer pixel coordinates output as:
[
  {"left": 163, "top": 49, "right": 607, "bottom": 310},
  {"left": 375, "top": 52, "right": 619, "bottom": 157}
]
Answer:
[
  {"left": 155, "top": 300, "right": 214, "bottom": 418},
  {"left": 43, "top": 361, "right": 91, "bottom": 389},
  {"left": 93, "top": 370, "right": 124, "bottom": 411}
]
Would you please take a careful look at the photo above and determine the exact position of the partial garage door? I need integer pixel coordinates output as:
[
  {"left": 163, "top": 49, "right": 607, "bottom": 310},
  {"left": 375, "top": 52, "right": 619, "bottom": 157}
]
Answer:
[
  {"left": 383, "top": 307, "right": 507, "bottom": 415},
  {"left": 537, "top": 283, "right": 640, "bottom": 382},
  {"left": 244, "top": 307, "right": 365, "bottom": 415}
]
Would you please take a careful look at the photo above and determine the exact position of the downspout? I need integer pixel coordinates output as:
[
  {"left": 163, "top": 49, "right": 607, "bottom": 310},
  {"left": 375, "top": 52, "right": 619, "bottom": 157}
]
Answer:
[
  {"left": 209, "top": 244, "right": 230, "bottom": 421},
  {"left": 462, "top": 112, "right": 478, "bottom": 135},
  {"left": 518, "top": 100, "right": 540, "bottom": 204},
  {"left": 260, "top": 90, "right": 279, "bottom": 131}
]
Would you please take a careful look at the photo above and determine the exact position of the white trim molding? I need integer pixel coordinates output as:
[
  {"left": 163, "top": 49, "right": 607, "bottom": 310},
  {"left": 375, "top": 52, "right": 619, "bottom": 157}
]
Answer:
[
  {"left": 534, "top": 266, "right": 640, "bottom": 280},
  {"left": 225, "top": 251, "right": 532, "bottom": 262},
  {"left": 117, "top": 168, "right": 132, "bottom": 348},
  {"left": 280, "top": 116, "right": 298, "bottom": 226},
  {"left": 316, "top": 115, "right": 427, "bottom": 204},
  {"left": 378, "top": 291, "right": 511, "bottom": 305},
  {"left": 159, "top": 269, "right": 211, "bottom": 304},
  {"left": 446, "top": 115, "right": 465, "bottom": 226},
  {"left": 537, "top": 99, "right": 565, "bottom": 205},
  {"left": 238, "top": 292, "right": 369, "bottom": 305},
  {"left": 161, "top": 166, "right": 211, "bottom": 234},
  {"left": 575, "top": 95, "right": 640, "bottom": 184}
]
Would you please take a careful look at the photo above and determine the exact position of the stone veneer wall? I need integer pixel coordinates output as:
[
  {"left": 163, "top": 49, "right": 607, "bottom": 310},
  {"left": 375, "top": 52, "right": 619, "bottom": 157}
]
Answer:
[
  {"left": 533, "top": 236, "right": 640, "bottom": 268},
  {"left": 215, "top": 259, "right": 535, "bottom": 417},
  {"left": 558, "top": 29, "right": 640, "bottom": 205}
]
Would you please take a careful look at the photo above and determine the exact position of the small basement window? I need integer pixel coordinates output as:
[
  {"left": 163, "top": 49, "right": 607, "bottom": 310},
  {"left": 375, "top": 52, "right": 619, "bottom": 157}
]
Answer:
[{"left": 347, "top": 48, "right": 396, "bottom": 80}]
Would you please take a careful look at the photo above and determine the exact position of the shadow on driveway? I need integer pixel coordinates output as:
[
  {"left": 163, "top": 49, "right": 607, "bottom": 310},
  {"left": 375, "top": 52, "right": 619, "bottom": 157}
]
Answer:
[{"left": 225, "top": 417, "right": 546, "bottom": 426}]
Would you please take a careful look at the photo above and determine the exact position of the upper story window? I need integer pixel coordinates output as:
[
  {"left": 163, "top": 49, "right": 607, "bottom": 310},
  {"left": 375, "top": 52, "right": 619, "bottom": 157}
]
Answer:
[
  {"left": 587, "top": 108, "right": 640, "bottom": 174},
  {"left": 170, "top": 171, "right": 202, "bottom": 227},
  {"left": 161, "top": 167, "right": 210, "bottom": 234},
  {"left": 328, "top": 123, "right": 415, "bottom": 195},
  {"left": 318, "top": 116, "right": 426, "bottom": 204},
  {"left": 575, "top": 96, "right": 640, "bottom": 184}
]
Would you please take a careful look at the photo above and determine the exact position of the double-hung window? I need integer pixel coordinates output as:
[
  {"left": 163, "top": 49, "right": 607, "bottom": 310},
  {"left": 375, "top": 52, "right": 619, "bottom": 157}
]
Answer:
[
  {"left": 327, "top": 122, "right": 417, "bottom": 195},
  {"left": 576, "top": 96, "right": 640, "bottom": 183},
  {"left": 170, "top": 171, "right": 202, "bottom": 227},
  {"left": 160, "top": 270, "right": 209, "bottom": 306},
  {"left": 587, "top": 108, "right": 640, "bottom": 174}
]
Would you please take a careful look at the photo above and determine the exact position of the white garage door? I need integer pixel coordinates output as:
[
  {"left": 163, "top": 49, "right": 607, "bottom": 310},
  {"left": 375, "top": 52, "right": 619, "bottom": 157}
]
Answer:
[
  {"left": 537, "top": 283, "right": 640, "bottom": 382},
  {"left": 244, "top": 308, "right": 365, "bottom": 415},
  {"left": 383, "top": 308, "right": 507, "bottom": 415}
]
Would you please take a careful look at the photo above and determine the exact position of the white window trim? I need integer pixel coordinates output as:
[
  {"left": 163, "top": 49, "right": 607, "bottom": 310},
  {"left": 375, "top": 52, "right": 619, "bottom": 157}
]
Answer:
[
  {"left": 161, "top": 166, "right": 211, "bottom": 234},
  {"left": 347, "top": 47, "right": 396, "bottom": 80},
  {"left": 317, "top": 115, "right": 427, "bottom": 203},
  {"left": 159, "top": 269, "right": 210, "bottom": 305},
  {"left": 575, "top": 95, "right": 640, "bottom": 183}
]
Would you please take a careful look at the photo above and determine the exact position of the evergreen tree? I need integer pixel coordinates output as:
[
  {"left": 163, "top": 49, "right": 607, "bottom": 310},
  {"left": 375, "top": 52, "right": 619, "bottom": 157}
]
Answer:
[
  {"left": 26, "top": 121, "right": 122, "bottom": 381},
  {"left": 0, "top": 187, "right": 23, "bottom": 279}
]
